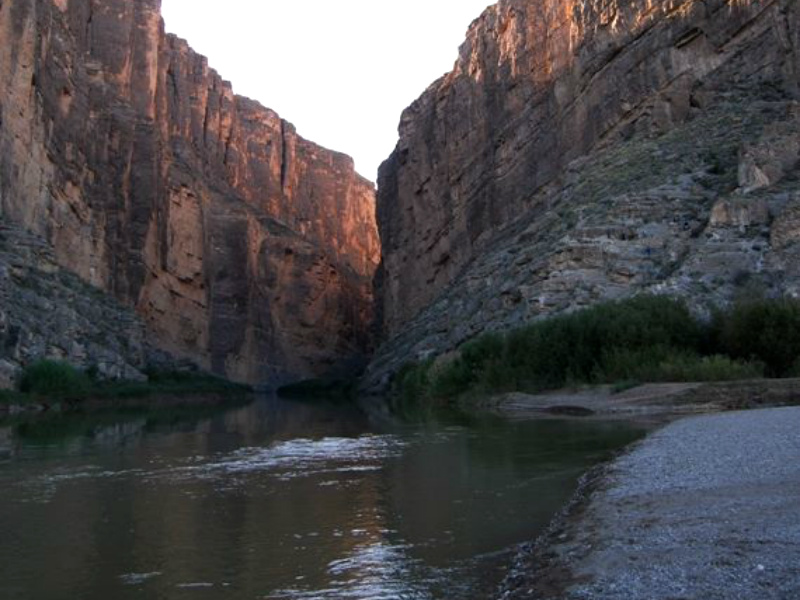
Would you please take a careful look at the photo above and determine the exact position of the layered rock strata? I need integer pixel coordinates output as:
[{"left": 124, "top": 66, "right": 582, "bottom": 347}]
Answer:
[
  {"left": 0, "top": 0, "right": 379, "bottom": 385},
  {"left": 0, "top": 221, "right": 158, "bottom": 390},
  {"left": 368, "top": 0, "right": 800, "bottom": 391}
]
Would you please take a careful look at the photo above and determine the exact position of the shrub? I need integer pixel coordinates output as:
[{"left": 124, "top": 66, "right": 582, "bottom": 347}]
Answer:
[
  {"left": 789, "top": 358, "right": 800, "bottom": 378},
  {"left": 595, "top": 345, "right": 677, "bottom": 383},
  {"left": 719, "top": 298, "right": 800, "bottom": 377},
  {"left": 93, "top": 369, "right": 249, "bottom": 400},
  {"left": 395, "top": 295, "right": 702, "bottom": 400},
  {"left": 0, "top": 389, "right": 20, "bottom": 404},
  {"left": 391, "top": 295, "right": 797, "bottom": 404},
  {"left": 19, "top": 360, "right": 91, "bottom": 399},
  {"left": 427, "top": 356, "right": 472, "bottom": 399},
  {"left": 423, "top": 334, "right": 509, "bottom": 399},
  {"left": 394, "top": 360, "right": 433, "bottom": 407},
  {"left": 505, "top": 295, "right": 702, "bottom": 388},
  {"left": 645, "top": 354, "right": 763, "bottom": 382},
  {"left": 460, "top": 333, "right": 505, "bottom": 374}
]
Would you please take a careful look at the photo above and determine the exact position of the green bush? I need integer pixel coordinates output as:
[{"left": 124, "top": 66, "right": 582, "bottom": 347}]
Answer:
[
  {"left": 505, "top": 295, "right": 702, "bottom": 388},
  {"left": 0, "top": 389, "right": 22, "bottom": 404},
  {"left": 719, "top": 298, "right": 800, "bottom": 377},
  {"left": 413, "top": 333, "right": 530, "bottom": 400},
  {"left": 461, "top": 333, "right": 505, "bottom": 375},
  {"left": 643, "top": 354, "right": 763, "bottom": 382},
  {"left": 789, "top": 357, "right": 800, "bottom": 378},
  {"left": 394, "top": 360, "right": 433, "bottom": 407},
  {"left": 395, "top": 295, "right": 703, "bottom": 401},
  {"left": 595, "top": 345, "right": 678, "bottom": 383},
  {"left": 427, "top": 357, "right": 472, "bottom": 399},
  {"left": 392, "top": 295, "right": 796, "bottom": 403},
  {"left": 19, "top": 360, "right": 91, "bottom": 399},
  {"left": 93, "top": 369, "right": 249, "bottom": 400}
]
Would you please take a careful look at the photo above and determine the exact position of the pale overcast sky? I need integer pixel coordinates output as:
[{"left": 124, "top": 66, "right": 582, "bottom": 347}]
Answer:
[{"left": 160, "top": 0, "right": 492, "bottom": 181}]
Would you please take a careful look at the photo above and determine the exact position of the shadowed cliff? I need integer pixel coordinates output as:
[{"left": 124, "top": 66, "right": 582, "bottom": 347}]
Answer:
[{"left": 367, "top": 0, "right": 800, "bottom": 392}]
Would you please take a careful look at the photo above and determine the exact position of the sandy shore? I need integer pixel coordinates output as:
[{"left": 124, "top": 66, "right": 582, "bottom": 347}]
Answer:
[
  {"left": 499, "top": 406, "right": 800, "bottom": 599},
  {"left": 481, "top": 378, "right": 800, "bottom": 424}
]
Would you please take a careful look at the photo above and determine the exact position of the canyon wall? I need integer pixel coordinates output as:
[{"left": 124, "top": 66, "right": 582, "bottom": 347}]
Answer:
[
  {"left": 368, "top": 0, "right": 800, "bottom": 390},
  {"left": 0, "top": 0, "right": 379, "bottom": 386},
  {"left": 0, "top": 221, "right": 162, "bottom": 390}
]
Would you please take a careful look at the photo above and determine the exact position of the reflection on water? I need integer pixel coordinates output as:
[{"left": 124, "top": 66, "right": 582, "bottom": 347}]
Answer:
[
  {"left": 0, "top": 397, "right": 643, "bottom": 599},
  {"left": 166, "top": 435, "right": 407, "bottom": 482}
]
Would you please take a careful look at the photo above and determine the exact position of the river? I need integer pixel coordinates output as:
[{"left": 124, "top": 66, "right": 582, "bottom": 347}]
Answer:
[{"left": 0, "top": 397, "right": 643, "bottom": 599}]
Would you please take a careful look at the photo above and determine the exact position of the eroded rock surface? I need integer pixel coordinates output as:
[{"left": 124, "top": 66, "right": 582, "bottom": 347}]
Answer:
[
  {"left": 0, "top": 221, "right": 159, "bottom": 389},
  {"left": 0, "top": 0, "right": 379, "bottom": 385},
  {"left": 368, "top": 0, "right": 800, "bottom": 392}
]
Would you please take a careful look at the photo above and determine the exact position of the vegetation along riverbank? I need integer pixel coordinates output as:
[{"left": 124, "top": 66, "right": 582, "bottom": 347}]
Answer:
[
  {"left": 0, "top": 360, "right": 251, "bottom": 417},
  {"left": 393, "top": 295, "right": 800, "bottom": 410}
]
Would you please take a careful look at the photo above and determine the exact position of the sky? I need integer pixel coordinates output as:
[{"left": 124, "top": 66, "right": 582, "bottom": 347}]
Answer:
[{"left": 160, "top": 0, "right": 493, "bottom": 181}]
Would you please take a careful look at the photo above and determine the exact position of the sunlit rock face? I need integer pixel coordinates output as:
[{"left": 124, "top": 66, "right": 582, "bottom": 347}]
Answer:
[
  {"left": 0, "top": 0, "right": 379, "bottom": 385},
  {"left": 368, "top": 0, "right": 800, "bottom": 390}
]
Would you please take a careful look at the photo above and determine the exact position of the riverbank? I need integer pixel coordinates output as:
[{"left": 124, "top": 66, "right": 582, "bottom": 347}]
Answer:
[
  {"left": 499, "top": 405, "right": 800, "bottom": 599},
  {"left": 479, "top": 378, "right": 800, "bottom": 424}
]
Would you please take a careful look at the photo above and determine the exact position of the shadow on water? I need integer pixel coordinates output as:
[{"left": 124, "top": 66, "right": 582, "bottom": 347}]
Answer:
[
  {"left": 4, "top": 404, "right": 240, "bottom": 444},
  {"left": 0, "top": 394, "right": 645, "bottom": 600}
]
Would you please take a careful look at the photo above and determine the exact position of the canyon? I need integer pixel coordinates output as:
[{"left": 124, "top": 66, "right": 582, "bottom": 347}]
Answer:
[
  {"left": 4, "top": 2, "right": 800, "bottom": 597},
  {"left": 0, "top": 0, "right": 379, "bottom": 387},
  {"left": 366, "top": 0, "right": 800, "bottom": 391},
  {"left": 3, "top": 0, "right": 800, "bottom": 395}
]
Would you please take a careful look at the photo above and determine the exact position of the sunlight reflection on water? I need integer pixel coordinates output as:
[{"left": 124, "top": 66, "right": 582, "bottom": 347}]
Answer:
[{"left": 168, "top": 435, "right": 407, "bottom": 481}]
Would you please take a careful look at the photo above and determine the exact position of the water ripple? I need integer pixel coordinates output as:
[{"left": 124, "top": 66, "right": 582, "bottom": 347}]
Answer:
[
  {"left": 20, "top": 435, "right": 406, "bottom": 501},
  {"left": 266, "top": 541, "right": 431, "bottom": 600},
  {"left": 163, "top": 435, "right": 405, "bottom": 482}
]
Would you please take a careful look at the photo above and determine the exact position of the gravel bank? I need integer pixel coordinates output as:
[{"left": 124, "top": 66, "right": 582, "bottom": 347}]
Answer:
[
  {"left": 501, "top": 407, "right": 800, "bottom": 599},
  {"left": 483, "top": 379, "right": 800, "bottom": 424}
]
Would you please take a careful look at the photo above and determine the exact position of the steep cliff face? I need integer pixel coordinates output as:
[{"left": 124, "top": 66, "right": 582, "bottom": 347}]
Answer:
[
  {"left": 0, "top": 0, "right": 379, "bottom": 385},
  {"left": 369, "top": 0, "right": 800, "bottom": 389}
]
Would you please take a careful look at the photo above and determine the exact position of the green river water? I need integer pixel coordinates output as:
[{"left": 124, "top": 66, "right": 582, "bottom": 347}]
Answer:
[{"left": 0, "top": 397, "right": 643, "bottom": 599}]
